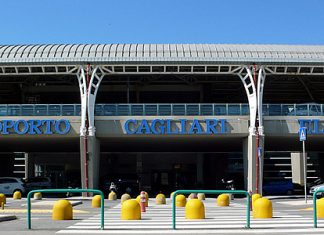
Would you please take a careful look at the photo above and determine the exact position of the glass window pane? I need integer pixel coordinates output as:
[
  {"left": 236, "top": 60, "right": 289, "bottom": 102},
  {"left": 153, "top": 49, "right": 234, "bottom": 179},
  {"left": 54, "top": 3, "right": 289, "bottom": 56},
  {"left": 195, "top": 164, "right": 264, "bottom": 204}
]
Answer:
[
  {"left": 269, "top": 105, "right": 281, "bottom": 116},
  {"left": 0, "top": 105, "right": 7, "bottom": 116},
  {"left": 94, "top": 104, "right": 103, "bottom": 116},
  {"left": 241, "top": 104, "right": 249, "bottom": 115},
  {"left": 62, "top": 105, "right": 75, "bottom": 116},
  {"left": 8, "top": 105, "right": 21, "bottom": 116},
  {"left": 35, "top": 105, "right": 48, "bottom": 116},
  {"left": 48, "top": 105, "right": 61, "bottom": 116},
  {"left": 186, "top": 105, "right": 199, "bottom": 115},
  {"left": 75, "top": 105, "right": 81, "bottom": 116},
  {"left": 103, "top": 105, "right": 117, "bottom": 116},
  {"left": 173, "top": 105, "right": 185, "bottom": 115},
  {"left": 282, "top": 104, "right": 295, "bottom": 116},
  {"left": 228, "top": 105, "right": 240, "bottom": 115},
  {"left": 309, "top": 104, "right": 321, "bottom": 116},
  {"left": 214, "top": 105, "right": 227, "bottom": 115},
  {"left": 296, "top": 104, "right": 308, "bottom": 116},
  {"left": 117, "top": 105, "right": 130, "bottom": 116},
  {"left": 131, "top": 105, "right": 144, "bottom": 116},
  {"left": 158, "top": 105, "right": 171, "bottom": 115},
  {"left": 145, "top": 105, "right": 157, "bottom": 116},
  {"left": 200, "top": 105, "right": 213, "bottom": 115},
  {"left": 21, "top": 105, "right": 34, "bottom": 116}
]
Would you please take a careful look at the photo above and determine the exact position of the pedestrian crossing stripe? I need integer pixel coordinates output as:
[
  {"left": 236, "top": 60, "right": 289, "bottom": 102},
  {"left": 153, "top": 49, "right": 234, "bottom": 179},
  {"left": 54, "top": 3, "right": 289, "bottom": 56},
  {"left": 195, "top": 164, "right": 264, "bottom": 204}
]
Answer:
[{"left": 57, "top": 199, "right": 324, "bottom": 234}]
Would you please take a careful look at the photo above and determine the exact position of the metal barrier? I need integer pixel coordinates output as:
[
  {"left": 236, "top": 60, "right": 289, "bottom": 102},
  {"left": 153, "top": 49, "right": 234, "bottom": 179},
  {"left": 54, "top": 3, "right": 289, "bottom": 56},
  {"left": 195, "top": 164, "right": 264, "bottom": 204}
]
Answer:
[
  {"left": 27, "top": 189, "right": 105, "bottom": 230},
  {"left": 172, "top": 190, "right": 251, "bottom": 229},
  {"left": 313, "top": 188, "right": 324, "bottom": 228},
  {"left": 1, "top": 103, "right": 323, "bottom": 117}
]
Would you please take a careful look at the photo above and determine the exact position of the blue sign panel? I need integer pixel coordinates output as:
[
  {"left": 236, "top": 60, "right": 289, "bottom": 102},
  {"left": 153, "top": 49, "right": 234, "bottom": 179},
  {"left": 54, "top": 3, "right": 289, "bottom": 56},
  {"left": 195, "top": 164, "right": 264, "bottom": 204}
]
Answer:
[
  {"left": 0, "top": 119, "right": 71, "bottom": 135},
  {"left": 298, "top": 119, "right": 324, "bottom": 134},
  {"left": 124, "top": 119, "right": 226, "bottom": 135},
  {"left": 299, "top": 127, "right": 307, "bottom": 141}
]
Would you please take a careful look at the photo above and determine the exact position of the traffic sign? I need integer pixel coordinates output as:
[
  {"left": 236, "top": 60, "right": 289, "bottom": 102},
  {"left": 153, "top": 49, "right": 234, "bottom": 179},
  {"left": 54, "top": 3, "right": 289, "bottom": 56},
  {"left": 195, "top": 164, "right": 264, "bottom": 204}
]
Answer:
[{"left": 299, "top": 127, "right": 307, "bottom": 141}]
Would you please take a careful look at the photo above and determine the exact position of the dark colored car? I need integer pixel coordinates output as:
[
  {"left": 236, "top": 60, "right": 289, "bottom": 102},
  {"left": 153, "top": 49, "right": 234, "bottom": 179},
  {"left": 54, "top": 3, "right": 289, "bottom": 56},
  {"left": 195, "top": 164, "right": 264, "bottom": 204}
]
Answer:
[
  {"left": 263, "top": 180, "right": 294, "bottom": 195},
  {"left": 24, "top": 177, "right": 52, "bottom": 192}
]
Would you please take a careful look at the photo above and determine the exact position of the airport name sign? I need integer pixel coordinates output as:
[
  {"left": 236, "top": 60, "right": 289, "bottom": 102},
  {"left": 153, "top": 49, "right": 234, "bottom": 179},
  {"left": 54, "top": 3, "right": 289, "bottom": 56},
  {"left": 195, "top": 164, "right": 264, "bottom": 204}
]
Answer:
[
  {"left": 0, "top": 119, "right": 71, "bottom": 135},
  {"left": 124, "top": 119, "right": 226, "bottom": 135},
  {"left": 299, "top": 119, "right": 324, "bottom": 134}
]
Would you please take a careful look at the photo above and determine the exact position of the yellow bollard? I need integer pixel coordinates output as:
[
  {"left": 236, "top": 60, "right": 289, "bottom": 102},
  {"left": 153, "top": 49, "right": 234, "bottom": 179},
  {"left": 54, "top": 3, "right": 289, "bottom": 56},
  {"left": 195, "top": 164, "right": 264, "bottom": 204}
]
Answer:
[
  {"left": 253, "top": 197, "right": 272, "bottom": 219},
  {"left": 198, "top": 193, "right": 205, "bottom": 200},
  {"left": 252, "top": 193, "right": 262, "bottom": 210},
  {"left": 316, "top": 198, "right": 324, "bottom": 218},
  {"left": 121, "top": 193, "right": 131, "bottom": 204},
  {"left": 185, "top": 199, "right": 205, "bottom": 219},
  {"left": 144, "top": 191, "right": 149, "bottom": 207},
  {"left": 92, "top": 195, "right": 101, "bottom": 208},
  {"left": 136, "top": 195, "right": 140, "bottom": 203},
  {"left": 108, "top": 191, "right": 117, "bottom": 200},
  {"left": 188, "top": 193, "right": 197, "bottom": 199},
  {"left": 13, "top": 191, "right": 22, "bottom": 200},
  {"left": 217, "top": 194, "right": 229, "bottom": 207},
  {"left": 52, "top": 199, "right": 73, "bottom": 220},
  {"left": 176, "top": 194, "right": 187, "bottom": 207},
  {"left": 121, "top": 199, "right": 141, "bottom": 220},
  {"left": 156, "top": 193, "right": 166, "bottom": 205},
  {"left": 0, "top": 194, "right": 6, "bottom": 205},
  {"left": 34, "top": 192, "right": 42, "bottom": 200}
]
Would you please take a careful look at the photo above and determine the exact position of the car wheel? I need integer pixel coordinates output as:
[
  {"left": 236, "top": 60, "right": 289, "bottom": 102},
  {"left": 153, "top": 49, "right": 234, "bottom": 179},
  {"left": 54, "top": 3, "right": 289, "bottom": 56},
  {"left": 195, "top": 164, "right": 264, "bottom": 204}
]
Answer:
[{"left": 287, "top": 190, "right": 293, "bottom": 195}]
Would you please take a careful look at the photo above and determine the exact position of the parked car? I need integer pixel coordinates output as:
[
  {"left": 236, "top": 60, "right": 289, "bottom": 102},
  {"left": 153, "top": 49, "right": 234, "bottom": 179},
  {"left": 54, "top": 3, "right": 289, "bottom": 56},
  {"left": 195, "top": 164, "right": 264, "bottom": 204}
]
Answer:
[
  {"left": 309, "top": 183, "right": 324, "bottom": 197},
  {"left": 0, "top": 177, "right": 27, "bottom": 195},
  {"left": 262, "top": 180, "right": 294, "bottom": 195},
  {"left": 24, "top": 177, "right": 52, "bottom": 192}
]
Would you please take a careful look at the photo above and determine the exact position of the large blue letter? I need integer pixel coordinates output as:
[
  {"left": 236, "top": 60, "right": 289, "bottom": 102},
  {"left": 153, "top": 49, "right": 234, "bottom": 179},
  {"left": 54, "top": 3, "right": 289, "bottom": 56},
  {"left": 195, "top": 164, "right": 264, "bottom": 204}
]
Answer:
[
  {"left": 14, "top": 120, "right": 29, "bottom": 135},
  {"left": 151, "top": 119, "right": 165, "bottom": 134},
  {"left": 136, "top": 120, "right": 152, "bottom": 134},
  {"left": 125, "top": 119, "right": 137, "bottom": 134},
  {"left": 28, "top": 120, "right": 42, "bottom": 134},
  {"left": 42, "top": 120, "right": 54, "bottom": 134},
  {"left": 55, "top": 120, "right": 71, "bottom": 134},
  {"left": 166, "top": 119, "right": 179, "bottom": 134},
  {"left": 188, "top": 119, "right": 203, "bottom": 134},
  {"left": 2, "top": 120, "right": 14, "bottom": 134},
  {"left": 220, "top": 119, "right": 226, "bottom": 133},
  {"left": 205, "top": 119, "right": 218, "bottom": 134}
]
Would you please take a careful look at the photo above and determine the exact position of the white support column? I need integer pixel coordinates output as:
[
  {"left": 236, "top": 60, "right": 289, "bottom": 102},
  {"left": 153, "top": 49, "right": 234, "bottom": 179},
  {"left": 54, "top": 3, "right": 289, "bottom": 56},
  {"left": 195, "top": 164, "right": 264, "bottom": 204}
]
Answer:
[
  {"left": 238, "top": 67, "right": 257, "bottom": 135},
  {"left": 77, "top": 66, "right": 88, "bottom": 136},
  {"left": 87, "top": 66, "right": 105, "bottom": 136},
  {"left": 257, "top": 66, "right": 266, "bottom": 135},
  {"left": 238, "top": 66, "right": 266, "bottom": 194}
]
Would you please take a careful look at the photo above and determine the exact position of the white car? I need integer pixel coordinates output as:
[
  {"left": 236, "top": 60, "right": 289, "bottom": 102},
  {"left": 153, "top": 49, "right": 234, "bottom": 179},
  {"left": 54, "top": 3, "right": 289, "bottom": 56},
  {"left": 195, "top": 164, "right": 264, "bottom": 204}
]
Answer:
[
  {"left": 0, "top": 177, "right": 27, "bottom": 195},
  {"left": 309, "top": 183, "right": 324, "bottom": 197}
]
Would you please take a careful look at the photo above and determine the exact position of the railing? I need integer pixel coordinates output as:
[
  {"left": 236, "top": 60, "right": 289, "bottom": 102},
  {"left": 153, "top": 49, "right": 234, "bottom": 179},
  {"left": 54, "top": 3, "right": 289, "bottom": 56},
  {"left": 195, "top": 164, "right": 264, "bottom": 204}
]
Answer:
[
  {"left": 172, "top": 189, "right": 251, "bottom": 229},
  {"left": 0, "top": 103, "right": 323, "bottom": 117},
  {"left": 313, "top": 188, "right": 324, "bottom": 228},
  {"left": 27, "top": 189, "right": 105, "bottom": 230}
]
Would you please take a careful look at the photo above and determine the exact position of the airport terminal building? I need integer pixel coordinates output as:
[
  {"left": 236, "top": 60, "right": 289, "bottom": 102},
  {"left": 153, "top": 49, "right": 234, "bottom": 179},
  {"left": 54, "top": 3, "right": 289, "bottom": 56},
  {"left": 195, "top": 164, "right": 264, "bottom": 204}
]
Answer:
[{"left": 1, "top": 44, "right": 324, "bottom": 195}]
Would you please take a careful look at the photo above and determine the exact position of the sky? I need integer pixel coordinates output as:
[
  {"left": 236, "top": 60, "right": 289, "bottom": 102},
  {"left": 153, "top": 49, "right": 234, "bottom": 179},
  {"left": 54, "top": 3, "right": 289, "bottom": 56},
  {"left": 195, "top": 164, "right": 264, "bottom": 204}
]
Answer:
[{"left": 1, "top": 0, "right": 324, "bottom": 45}]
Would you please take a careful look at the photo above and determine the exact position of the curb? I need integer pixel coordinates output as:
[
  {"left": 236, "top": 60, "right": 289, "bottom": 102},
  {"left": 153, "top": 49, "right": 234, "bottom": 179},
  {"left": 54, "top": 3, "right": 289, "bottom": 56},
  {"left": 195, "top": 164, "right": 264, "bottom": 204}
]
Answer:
[{"left": 0, "top": 215, "right": 17, "bottom": 222}]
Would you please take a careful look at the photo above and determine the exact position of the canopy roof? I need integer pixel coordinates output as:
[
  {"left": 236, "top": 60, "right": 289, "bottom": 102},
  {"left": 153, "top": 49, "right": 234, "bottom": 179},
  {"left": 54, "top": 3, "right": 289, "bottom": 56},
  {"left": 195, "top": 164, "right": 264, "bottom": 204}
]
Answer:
[{"left": 0, "top": 44, "right": 324, "bottom": 65}]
